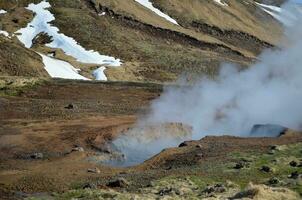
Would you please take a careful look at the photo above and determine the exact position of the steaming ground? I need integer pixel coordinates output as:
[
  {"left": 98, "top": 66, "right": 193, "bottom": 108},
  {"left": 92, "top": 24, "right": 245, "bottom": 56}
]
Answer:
[
  {"left": 111, "top": 123, "right": 192, "bottom": 166},
  {"left": 109, "top": 2, "right": 302, "bottom": 166}
]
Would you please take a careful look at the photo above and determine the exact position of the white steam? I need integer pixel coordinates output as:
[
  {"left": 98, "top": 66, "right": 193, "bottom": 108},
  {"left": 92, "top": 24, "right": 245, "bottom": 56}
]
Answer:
[
  {"left": 110, "top": 2, "right": 302, "bottom": 166},
  {"left": 144, "top": 3, "right": 302, "bottom": 138}
]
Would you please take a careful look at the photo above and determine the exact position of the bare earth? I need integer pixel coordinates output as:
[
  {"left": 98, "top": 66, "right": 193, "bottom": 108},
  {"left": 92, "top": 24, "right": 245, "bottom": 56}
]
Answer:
[{"left": 0, "top": 78, "right": 302, "bottom": 199}]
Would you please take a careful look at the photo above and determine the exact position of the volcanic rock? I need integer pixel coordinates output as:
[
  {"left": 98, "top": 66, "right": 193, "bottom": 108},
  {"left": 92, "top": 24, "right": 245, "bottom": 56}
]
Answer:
[
  {"left": 270, "top": 145, "right": 278, "bottom": 150},
  {"left": 156, "top": 188, "right": 173, "bottom": 196},
  {"left": 234, "top": 159, "right": 250, "bottom": 169},
  {"left": 107, "top": 178, "right": 129, "bottom": 188},
  {"left": 202, "top": 183, "right": 226, "bottom": 195},
  {"left": 30, "top": 152, "right": 43, "bottom": 159},
  {"left": 268, "top": 177, "right": 280, "bottom": 185},
  {"left": 83, "top": 183, "right": 98, "bottom": 189},
  {"left": 179, "top": 141, "right": 190, "bottom": 147},
  {"left": 288, "top": 171, "right": 299, "bottom": 179},
  {"left": 289, "top": 161, "right": 298, "bottom": 167},
  {"left": 260, "top": 166, "right": 271, "bottom": 173},
  {"left": 87, "top": 167, "right": 101, "bottom": 174},
  {"left": 250, "top": 124, "right": 287, "bottom": 137},
  {"left": 72, "top": 147, "right": 84, "bottom": 152},
  {"left": 64, "top": 104, "right": 74, "bottom": 109},
  {"left": 32, "top": 32, "right": 53, "bottom": 48},
  {"left": 234, "top": 162, "right": 245, "bottom": 169}
]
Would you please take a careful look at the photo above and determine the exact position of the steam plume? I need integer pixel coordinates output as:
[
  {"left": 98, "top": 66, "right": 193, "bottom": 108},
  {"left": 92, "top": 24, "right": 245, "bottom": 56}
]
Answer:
[
  {"left": 144, "top": 2, "right": 302, "bottom": 138},
  {"left": 111, "top": 2, "right": 302, "bottom": 166}
]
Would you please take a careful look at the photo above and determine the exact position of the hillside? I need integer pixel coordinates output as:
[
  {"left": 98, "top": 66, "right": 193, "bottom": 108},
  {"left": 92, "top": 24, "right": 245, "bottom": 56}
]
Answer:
[{"left": 0, "top": 0, "right": 283, "bottom": 82}]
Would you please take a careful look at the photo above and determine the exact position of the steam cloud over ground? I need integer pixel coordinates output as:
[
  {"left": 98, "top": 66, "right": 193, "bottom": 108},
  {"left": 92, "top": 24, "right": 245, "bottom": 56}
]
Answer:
[
  {"left": 111, "top": 2, "right": 302, "bottom": 166},
  {"left": 146, "top": 3, "right": 302, "bottom": 136}
]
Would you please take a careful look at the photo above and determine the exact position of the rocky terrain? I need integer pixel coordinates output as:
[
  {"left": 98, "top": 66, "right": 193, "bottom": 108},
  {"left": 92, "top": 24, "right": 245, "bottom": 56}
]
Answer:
[{"left": 1, "top": 0, "right": 302, "bottom": 199}]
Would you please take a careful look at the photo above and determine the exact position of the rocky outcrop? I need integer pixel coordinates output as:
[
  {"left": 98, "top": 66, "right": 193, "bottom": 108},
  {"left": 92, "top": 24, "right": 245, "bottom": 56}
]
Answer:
[{"left": 191, "top": 21, "right": 274, "bottom": 55}]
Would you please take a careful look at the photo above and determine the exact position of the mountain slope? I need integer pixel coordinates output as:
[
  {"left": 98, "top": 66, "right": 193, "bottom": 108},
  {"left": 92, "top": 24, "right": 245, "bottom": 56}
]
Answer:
[
  {"left": 0, "top": 0, "right": 284, "bottom": 82},
  {"left": 0, "top": 36, "right": 47, "bottom": 77}
]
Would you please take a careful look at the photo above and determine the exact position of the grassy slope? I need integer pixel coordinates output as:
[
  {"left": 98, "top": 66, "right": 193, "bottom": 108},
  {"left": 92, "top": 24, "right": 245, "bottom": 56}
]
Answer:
[
  {"left": 27, "top": 142, "right": 302, "bottom": 199},
  {"left": 152, "top": 0, "right": 282, "bottom": 43},
  {"left": 0, "top": 2, "right": 48, "bottom": 77},
  {"left": 0, "top": 0, "right": 282, "bottom": 82},
  {"left": 0, "top": 37, "right": 48, "bottom": 77},
  {"left": 49, "top": 0, "right": 253, "bottom": 82}
]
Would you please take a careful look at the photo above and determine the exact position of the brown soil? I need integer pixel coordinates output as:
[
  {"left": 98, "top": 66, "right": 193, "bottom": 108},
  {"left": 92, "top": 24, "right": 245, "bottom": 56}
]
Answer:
[
  {"left": 0, "top": 79, "right": 161, "bottom": 195},
  {"left": 1, "top": 79, "right": 301, "bottom": 199}
]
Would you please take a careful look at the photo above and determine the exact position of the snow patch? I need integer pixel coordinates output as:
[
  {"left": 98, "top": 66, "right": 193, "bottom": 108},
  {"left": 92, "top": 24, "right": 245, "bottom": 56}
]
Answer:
[
  {"left": 0, "top": 30, "right": 9, "bottom": 37},
  {"left": 213, "top": 0, "right": 228, "bottom": 6},
  {"left": 256, "top": 3, "right": 297, "bottom": 26},
  {"left": 0, "top": 9, "right": 10, "bottom": 37},
  {"left": 16, "top": 1, "right": 121, "bottom": 67},
  {"left": 93, "top": 66, "right": 108, "bottom": 81},
  {"left": 39, "top": 53, "right": 90, "bottom": 80},
  {"left": 135, "top": 0, "right": 179, "bottom": 25},
  {"left": 257, "top": 3, "right": 282, "bottom": 12},
  {"left": 0, "top": 9, "right": 7, "bottom": 14},
  {"left": 98, "top": 12, "right": 106, "bottom": 16}
]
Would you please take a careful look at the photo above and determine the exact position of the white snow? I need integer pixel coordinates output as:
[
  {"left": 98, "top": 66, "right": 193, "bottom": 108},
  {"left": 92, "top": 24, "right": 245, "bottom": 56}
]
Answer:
[
  {"left": 0, "top": 9, "right": 9, "bottom": 37},
  {"left": 213, "top": 0, "right": 228, "bottom": 6},
  {"left": 16, "top": 1, "right": 121, "bottom": 67},
  {"left": 0, "top": 30, "right": 9, "bottom": 37},
  {"left": 256, "top": 3, "right": 296, "bottom": 26},
  {"left": 39, "top": 53, "right": 90, "bottom": 80},
  {"left": 0, "top": 9, "right": 7, "bottom": 14},
  {"left": 260, "top": 7, "right": 285, "bottom": 22},
  {"left": 93, "top": 66, "right": 108, "bottom": 81},
  {"left": 256, "top": 3, "right": 282, "bottom": 13},
  {"left": 135, "top": 0, "right": 179, "bottom": 25},
  {"left": 98, "top": 12, "right": 106, "bottom": 16}
]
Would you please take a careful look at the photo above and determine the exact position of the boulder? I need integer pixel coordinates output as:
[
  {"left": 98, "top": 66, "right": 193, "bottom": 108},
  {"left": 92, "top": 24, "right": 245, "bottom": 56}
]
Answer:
[
  {"left": 260, "top": 166, "right": 271, "bottom": 173},
  {"left": 179, "top": 141, "right": 192, "bottom": 147},
  {"left": 202, "top": 183, "right": 226, "bottom": 195},
  {"left": 30, "top": 152, "right": 43, "bottom": 159},
  {"left": 288, "top": 171, "right": 299, "bottom": 179},
  {"left": 107, "top": 178, "right": 129, "bottom": 188},
  {"left": 87, "top": 167, "right": 101, "bottom": 174},
  {"left": 82, "top": 183, "right": 97, "bottom": 189},
  {"left": 72, "top": 146, "right": 84, "bottom": 152},
  {"left": 64, "top": 104, "right": 74, "bottom": 109},
  {"left": 250, "top": 124, "right": 287, "bottom": 137},
  {"left": 268, "top": 177, "right": 280, "bottom": 185},
  {"left": 234, "top": 159, "right": 250, "bottom": 169},
  {"left": 289, "top": 161, "right": 298, "bottom": 167},
  {"left": 234, "top": 162, "right": 245, "bottom": 169}
]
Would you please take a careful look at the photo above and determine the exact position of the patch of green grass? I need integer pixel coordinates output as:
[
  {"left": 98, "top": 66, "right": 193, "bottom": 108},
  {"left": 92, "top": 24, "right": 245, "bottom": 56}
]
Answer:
[
  {"left": 0, "top": 78, "right": 46, "bottom": 97},
  {"left": 26, "top": 142, "right": 302, "bottom": 199},
  {"left": 172, "top": 143, "right": 302, "bottom": 192},
  {"left": 225, "top": 143, "right": 302, "bottom": 192},
  {"left": 189, "top": 176, "right": 216, "bottom": 189}
]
